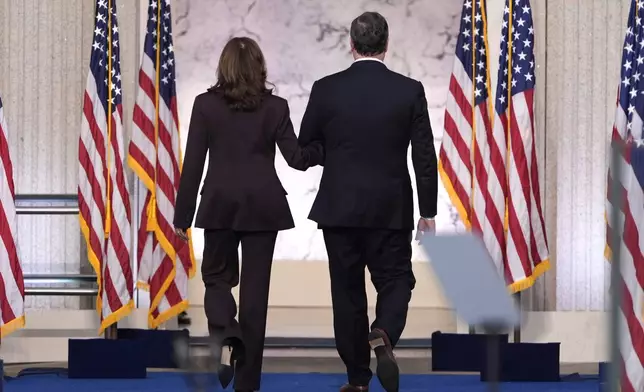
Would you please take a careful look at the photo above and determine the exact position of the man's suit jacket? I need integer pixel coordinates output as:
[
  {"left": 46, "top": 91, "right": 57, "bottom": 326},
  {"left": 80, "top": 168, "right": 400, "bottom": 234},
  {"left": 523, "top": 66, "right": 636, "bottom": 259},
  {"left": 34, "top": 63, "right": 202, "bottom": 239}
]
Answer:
[
  {"left": 173, "top": 90, "right": 324, "bottom": 231},
  {"left": 299, "top": 59, "right": 437, "bottom": 230}
]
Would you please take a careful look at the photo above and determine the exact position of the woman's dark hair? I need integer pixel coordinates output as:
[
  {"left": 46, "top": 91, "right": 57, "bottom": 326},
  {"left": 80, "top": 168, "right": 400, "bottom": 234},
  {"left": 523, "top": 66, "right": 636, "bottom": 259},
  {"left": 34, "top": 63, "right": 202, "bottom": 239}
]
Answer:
[{"left": 211, "top": 37, "right": 273, "bottom": 111}]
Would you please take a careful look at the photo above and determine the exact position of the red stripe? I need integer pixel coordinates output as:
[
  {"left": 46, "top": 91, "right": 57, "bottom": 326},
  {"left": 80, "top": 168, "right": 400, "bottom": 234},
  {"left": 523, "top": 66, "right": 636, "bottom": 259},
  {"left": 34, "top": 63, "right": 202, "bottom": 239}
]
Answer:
[
  {"left": 438, "top": 148, "right": 471, "bottom": 220},
  {"left": 443, "top": 110, "right": 473, "bottom": 174},
  {"left": 472, "top": 104, "right": 510, "bottom": 282},
  {"left": 620, "top": 276, "right": 644, "bottom": 372},
  {"left": 507, "top": 94, "right": 534, "bottom": 277},
  {"left": 77, "top": 192, "right": 105, "bottom": 270},
  {"left": 449, "top": 75, "right": 473, "bottom": 128},
  {"left": 133, "top": 101, "right": 156, "bottom": 147},
  {"left": 0, "top": 203, "right": 22, "bottom": 323},
  {"left": 0, "top": 124, "right": 15, "bottom": 198},
  {"left": 620, "top": 354, "right": 636, "bottom": 392},
  {"left": 129, "top": 143, "right": 156, "bottom": 183}
]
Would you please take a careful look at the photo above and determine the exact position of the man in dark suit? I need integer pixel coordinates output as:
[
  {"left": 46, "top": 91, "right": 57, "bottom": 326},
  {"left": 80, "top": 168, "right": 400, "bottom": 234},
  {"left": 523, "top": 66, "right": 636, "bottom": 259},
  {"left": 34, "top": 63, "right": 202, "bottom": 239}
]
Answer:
[{"left": 298, "top": 11, "right": 438, "bottom": 392}]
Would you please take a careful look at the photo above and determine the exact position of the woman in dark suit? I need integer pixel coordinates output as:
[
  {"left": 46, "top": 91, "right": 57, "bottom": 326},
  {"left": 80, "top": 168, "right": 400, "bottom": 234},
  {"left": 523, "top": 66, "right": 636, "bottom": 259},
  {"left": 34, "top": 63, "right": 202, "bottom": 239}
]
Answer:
[{"left": 173, "top": 37, "right": 323, "bottom": 392}]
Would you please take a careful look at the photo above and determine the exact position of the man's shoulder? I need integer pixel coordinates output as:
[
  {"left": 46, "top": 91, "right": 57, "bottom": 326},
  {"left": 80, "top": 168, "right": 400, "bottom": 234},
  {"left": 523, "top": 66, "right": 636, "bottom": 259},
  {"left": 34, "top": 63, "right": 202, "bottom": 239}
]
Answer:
[
  {"left": 312, "top": 68, "right": 351, "bottom": 89},
  {"left": 384, "top": 68, "right": 423, "bottom": 90}
]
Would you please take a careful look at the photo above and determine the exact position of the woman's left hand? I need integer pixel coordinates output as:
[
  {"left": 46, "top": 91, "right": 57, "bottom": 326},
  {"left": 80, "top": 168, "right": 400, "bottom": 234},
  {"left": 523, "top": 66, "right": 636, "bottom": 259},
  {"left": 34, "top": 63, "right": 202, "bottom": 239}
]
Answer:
[{"left": 175, "top": 227, "right": 189, "bottom": 242}]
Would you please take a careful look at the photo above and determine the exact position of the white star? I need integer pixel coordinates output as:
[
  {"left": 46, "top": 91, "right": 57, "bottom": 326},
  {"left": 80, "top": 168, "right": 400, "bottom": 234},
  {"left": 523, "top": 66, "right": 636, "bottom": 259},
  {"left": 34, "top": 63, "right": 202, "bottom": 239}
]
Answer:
[
  {"left": 151, "top": 1, "right": 157, "bottom": 9},
  {"left": 113, "top": 86, "right": 121, "bottom": 96},
  {"left": 164, "top": 11, "right": 170, "bottom": 20},
  {"left": 525, "top": 73, "right": 533, "bottom": 82},
  {"left": 635, "top": 138, "right": 644, "bottom": 147},
  {"left": 513, "top": 31, "right": 521, "bottom": 41},
  {"left": 522, "top": 5, "right": 530, "bottom": 14},
  {"left": 479, "top": 47, "right": 486, "bottom": 56},
  {"left": 630, "top": 87, "right": 638, "bottom": 98},
  {"left": 626, "top": 43, "right": 634, "bottom": 54},
  {"left": 168, "top": 44, "right": 174, "bottom": 52},
  {"left": 528, "top": 27, "right": 534, "bottom": 35},
  {"left": 162, "top": 76, "right": 169, "bottom": 84},
  {"left": 474, "top": 88, "right": 482, "bottom": 97},
  {"left": 523, "top": 38, "right": 532, "bottom": 47},
  {"left": 94, "top": 27, "right": 104, "bottom": 37},
  {"left": 635, "top": 72, "right": 642, "bottom": 82},
  {"left": 463, "top": 15, "right": 471, "bottom": 24},
  {"left": 476, "top": 74, "right": 484, "bottom": 84},
  {"left": 501, "top": 81, "right": 507, "bottom": 90},
  {"left": 511, "top": 78, "right": 517, "bottom": 87},
  {"left": 463, "top": 29, "right": 471, "bottom": 38},
  {"left": 502, "top": 20, "right": 508, "bottom": 29},
  {"left": 628, "top": 105, "right": 636, "bottom": 114},
  {"left": 504, "top": 5, "right": 510, "bottom": 14},
  {"left": 98, "top": 0, "right": 107, "bottom": 8},
  {"left": 478, "top": 60, "right": 485, "bottom": 69},
  {"left": 625, "top": 61, "right": 633, "bottom": 71},
  {"left": 623, "top": 76, "right": 631, "bottom": 87},
  {"left": 517, "top": 18, "right": 526, "bottom": 27},
  {"left": 475, "top": 14, "right": 482, "bottom": 22},
  {"left": 96, "top": 13, "right": 106, "bottom": 24},
  {"left": 530, "top": 60, "right": 534, "bottom": 68},
  {"left": 514, "top": 64, "right": 522, "bottom": 73},
  {"left": 499, "top": 96, "right": 506, "bottom": 104},
  {"left": 92, "top": 41, "right": 102, "bottom": 51},
  {"left": 518, "top": 52, "right": 527, "bottom": 61}
]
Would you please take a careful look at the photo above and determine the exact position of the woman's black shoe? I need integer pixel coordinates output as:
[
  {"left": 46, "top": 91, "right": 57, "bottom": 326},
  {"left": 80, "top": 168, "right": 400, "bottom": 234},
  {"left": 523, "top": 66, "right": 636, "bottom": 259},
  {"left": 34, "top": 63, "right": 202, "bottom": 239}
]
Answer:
[
  {"left": 217, "top": 337, "right": 244, "bottom": 389},
  {"left": 218, "top": 344, "right": 235, "bottom": 388}
]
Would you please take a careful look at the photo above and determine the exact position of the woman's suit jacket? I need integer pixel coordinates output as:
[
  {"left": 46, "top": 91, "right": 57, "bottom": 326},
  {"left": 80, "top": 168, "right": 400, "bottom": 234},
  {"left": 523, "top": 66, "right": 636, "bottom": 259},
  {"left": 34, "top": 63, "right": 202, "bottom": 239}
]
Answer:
[{"left": 173, "top": 90, "right": 323, "bottom": 231}]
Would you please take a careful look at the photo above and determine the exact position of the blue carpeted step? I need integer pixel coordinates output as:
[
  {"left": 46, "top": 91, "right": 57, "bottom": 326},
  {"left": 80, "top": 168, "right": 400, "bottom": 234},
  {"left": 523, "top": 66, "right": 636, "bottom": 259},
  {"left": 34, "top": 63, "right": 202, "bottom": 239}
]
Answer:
[{"left": 4, "top": 372, "right": 600, "bottom": 392}]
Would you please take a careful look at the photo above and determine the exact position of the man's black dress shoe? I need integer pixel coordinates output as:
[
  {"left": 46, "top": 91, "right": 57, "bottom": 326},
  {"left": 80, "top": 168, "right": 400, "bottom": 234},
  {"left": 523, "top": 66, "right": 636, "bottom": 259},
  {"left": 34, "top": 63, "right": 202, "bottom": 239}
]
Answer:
[{"left": 368, "top": 328, "right": 399, "bottom": 392}]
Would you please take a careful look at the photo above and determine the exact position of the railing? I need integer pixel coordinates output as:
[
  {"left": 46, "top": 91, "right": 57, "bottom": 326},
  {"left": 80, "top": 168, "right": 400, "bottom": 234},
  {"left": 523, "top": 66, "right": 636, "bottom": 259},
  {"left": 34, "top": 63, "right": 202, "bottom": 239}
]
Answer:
[{"left": 15, "top": 194, "right": 113, "bottom": 336}]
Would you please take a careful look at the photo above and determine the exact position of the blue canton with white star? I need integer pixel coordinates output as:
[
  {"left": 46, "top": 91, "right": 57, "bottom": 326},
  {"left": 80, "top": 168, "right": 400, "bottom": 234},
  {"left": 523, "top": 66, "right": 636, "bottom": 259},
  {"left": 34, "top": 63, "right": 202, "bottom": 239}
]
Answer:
[
  {"left": 495, "top": 0, "right": 535, "bottom": 116},
  {"left": 90, "top": 0, "right": 122, "bottom": 113},
  {"left": 143, "top": 0, "right": 177, "bottom": 110},
  {"left": 455, "top": 0, "right": 489, "bottom": 107},
  {"left": 618, "top": 0, "right": 644, "bottom": 189}
]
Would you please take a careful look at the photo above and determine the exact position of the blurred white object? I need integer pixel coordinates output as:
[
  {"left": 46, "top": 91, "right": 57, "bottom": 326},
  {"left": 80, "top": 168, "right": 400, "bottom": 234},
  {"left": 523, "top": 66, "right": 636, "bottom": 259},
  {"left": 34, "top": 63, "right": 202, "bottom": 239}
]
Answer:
[{"left": 419, "top": 233, "right": 520, "bottom": 329}]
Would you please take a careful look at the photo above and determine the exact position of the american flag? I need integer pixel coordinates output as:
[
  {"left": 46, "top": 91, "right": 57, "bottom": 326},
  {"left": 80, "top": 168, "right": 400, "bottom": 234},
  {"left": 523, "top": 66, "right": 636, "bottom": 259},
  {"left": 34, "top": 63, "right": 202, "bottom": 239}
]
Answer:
[
  {"left": 492, "top": 0, "right": 549, "bottom": 290},
  {"left": 128, "top": 0, "right": 195, "bottom": 328},
  {"left": 605, "top": 1, "right": 644, "bottom": 390},
  {"left": 78, "top": 0, "right": 134, "bottom": 333},
  {"left": 438, "top": 0, "right": 509, "bottom": 286},
  {"left": 0, "top": 95, "right": 25, "bottom": 337}
]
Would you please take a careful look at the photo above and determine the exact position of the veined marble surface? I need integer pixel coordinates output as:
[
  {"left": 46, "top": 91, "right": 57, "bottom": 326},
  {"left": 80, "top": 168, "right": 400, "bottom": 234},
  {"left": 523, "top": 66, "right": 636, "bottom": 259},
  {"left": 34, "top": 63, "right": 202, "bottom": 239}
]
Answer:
[{"left": 173, "top": 0, "right": 464, "bottom": 261}]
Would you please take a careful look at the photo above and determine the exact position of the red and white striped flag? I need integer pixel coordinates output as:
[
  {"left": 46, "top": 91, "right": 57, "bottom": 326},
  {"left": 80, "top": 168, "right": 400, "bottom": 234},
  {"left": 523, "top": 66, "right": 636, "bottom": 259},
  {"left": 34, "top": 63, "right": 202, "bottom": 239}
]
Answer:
[
  {"left": 439, "top": 0, "right": 548, "bottom": 291},
  {"left": 78, "top": 0, "right": 134, "bottom": 333},
  {"left": 605, "top": 1, "right": 644, "bottom": 390},
  {"left": 491, "top": 0, "right": 549, "bottom": 291},
  {"left": 128, "top": 0, "right": 195, "bottom": 328},
  {"left": 439, "top": 0, "right": 509, "bottom": 283},
  {"left": 0, "top": 95, "right": 25, "bottom": 337}
]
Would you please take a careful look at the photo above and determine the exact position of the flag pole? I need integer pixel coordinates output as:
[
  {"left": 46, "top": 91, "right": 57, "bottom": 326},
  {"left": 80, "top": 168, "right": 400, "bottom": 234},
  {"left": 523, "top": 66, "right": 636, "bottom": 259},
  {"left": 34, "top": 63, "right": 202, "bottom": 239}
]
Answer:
[{"left": 607, "top": 136, "right": 624, "bottom": 392}]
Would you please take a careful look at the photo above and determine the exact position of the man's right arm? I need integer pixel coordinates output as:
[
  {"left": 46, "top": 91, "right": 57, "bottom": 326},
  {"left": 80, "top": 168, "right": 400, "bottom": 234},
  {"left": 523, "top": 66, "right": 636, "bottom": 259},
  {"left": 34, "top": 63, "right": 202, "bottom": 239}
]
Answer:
[
  {"left": 410, "top": 81, "right": 438, "bottom": 219},
  {"left": 298, "top": 81, "right": 325, "bottom": 159}
]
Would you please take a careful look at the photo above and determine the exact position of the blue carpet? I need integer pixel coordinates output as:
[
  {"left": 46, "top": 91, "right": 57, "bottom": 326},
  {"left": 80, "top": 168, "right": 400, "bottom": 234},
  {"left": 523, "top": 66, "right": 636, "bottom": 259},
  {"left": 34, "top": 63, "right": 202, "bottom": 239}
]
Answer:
[{"left": 4, "top": 372, "right": 600, "bottom": 391}]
